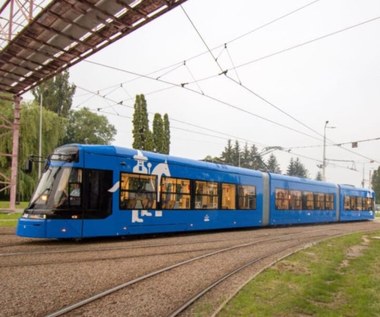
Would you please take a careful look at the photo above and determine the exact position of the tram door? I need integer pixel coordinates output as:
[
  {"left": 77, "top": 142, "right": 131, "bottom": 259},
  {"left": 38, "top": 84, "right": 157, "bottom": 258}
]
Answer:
[{"left": 81, "top": 169, "right": 113, "bottom": 237}]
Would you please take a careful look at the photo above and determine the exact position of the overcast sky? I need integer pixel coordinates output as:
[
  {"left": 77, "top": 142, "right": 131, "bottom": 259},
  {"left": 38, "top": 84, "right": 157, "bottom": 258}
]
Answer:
[{"left": 25, "top": 0, "right": 380, "bottom": 187}]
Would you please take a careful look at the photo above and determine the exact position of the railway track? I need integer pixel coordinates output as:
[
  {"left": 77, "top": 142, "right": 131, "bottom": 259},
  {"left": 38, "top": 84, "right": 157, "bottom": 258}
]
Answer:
[
  {"left": 44, "top": 230, "right": 342, "bottom": 317},
  {"left": 0, "top": 227, "right": 321, "bottom": 266},
  {"left": 167, "top": 240, "right": 320, "bottom": 317},
  {"left": 0, "top": 224, "right": 340, "bottom": 255},
  {"left": 2, "top": 222, "right": 380, "bottom": 317}
]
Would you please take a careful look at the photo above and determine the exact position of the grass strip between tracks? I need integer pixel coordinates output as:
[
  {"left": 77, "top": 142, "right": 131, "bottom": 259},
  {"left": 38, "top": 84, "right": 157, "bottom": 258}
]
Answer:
[{"left": 217, "top": 231, "right": 380, "bottom": 317}]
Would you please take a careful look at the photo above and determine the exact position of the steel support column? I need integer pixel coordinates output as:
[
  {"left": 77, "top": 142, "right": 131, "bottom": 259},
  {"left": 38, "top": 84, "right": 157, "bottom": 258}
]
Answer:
[{"left": 9, "top": 95, "right": 21, "bottom": 210}]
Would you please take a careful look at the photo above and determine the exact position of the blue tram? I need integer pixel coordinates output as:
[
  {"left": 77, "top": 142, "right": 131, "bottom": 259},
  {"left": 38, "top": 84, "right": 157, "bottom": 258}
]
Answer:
[{"left": 16, "top": 144, "right": 375, "bottom": 239}]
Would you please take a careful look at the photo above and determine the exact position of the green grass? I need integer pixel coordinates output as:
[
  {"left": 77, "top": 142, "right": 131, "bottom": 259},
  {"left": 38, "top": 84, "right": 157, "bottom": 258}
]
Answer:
[
  {"left": 0, "top": 213, "right": 21, "bottom": 227},
  {"left": 218, "top": 231, "right": 380, "bottom": 317},
  {"left": 0, "top": 200, "right": 26, "bottom": 227},
  {"left": 0, "top": 201, "right": 28, "bottom": 209}
]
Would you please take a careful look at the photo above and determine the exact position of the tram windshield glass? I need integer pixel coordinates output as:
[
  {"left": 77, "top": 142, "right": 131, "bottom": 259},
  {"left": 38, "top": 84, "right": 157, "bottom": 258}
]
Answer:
[{"left": 28, "top": 167, "right": 82, "bottom": 212}]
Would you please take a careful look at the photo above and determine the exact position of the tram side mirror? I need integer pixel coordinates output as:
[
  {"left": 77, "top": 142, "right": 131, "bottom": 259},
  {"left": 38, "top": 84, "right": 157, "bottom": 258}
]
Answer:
[
  {"left": 23, "top": 158, "right": 33, "bottom": 174},
  {"left": 22, "top": 155, "right": 49, "bottom": 174}
]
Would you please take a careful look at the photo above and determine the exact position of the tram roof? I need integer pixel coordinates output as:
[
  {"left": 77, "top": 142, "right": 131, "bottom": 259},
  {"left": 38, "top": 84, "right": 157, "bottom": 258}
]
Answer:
[
  {"left": 75, "top": 144, "right": 264, "bottom": 177},
  {"left": 270, "top": 173, "right": 338, "bottom": 188}
]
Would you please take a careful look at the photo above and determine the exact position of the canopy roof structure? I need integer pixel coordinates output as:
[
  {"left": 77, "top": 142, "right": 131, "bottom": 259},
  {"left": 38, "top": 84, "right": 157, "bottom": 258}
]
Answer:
[
  {"left": 0, "top": 0, "right": 187, "bottom": 210},
  {"left": 0, "top": 0, "right": 186, "bottom": 96}
]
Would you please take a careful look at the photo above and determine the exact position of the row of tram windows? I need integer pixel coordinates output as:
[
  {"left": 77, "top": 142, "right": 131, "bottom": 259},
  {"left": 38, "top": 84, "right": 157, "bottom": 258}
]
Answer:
[
  {"left": 275, "top": 188, "right": 335, "bottom": 211},
  {"left": 119, "top": 172, "right": 257, "bottom": 210},
  {"left": 344, "top": 195, "right": 374, "bottom": 211}
]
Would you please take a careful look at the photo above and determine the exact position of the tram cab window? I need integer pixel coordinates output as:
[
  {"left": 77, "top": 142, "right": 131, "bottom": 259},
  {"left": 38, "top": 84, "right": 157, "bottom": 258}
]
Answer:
[
  {"left": 120, "top": 173, "right": 157, "bottom": 209},
  {"left": 364, "top": 197, "right": 374, "bottom": 211},
  {"left": 221, "top": 183, "right": 236, "bottom": 210},
  {"left": 195, "top": 181, "right": 218, "bottom": 209},
  {"left": 28, "top": 167, "right": 112, "bottom": 219},
  {"left": 161, "top": 177, "right": 191, "bottom": 209},
  {"left": 238, "top": 185, "right": 256, "bottom": 210},
  {"left": 275, "top": 189, "right": 289, "bottom": 210},
  {"left": 54, "top": 168, "right": 82, "bottom": 209}
]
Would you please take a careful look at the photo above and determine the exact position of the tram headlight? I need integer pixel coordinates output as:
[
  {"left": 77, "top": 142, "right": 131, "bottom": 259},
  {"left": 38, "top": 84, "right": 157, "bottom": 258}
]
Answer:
[{"left": 28, "top": 214, "right": 47, "bottom": 219}]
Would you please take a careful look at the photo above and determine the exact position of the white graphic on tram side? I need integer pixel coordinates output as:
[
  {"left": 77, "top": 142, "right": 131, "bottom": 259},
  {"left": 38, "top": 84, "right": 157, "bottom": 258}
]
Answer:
[{"left": 131, "top": 150, "right": 171, "bottom": 223}]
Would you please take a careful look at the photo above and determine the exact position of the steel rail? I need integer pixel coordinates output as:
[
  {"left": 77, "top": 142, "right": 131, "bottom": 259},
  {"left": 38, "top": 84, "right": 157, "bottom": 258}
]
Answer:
[
  {"left": 43, "top": 228, "right": 336, "bottom": 317},
  {"left": 43, "top": 235, "right": 290, "bottom": 317},
  {"left": 0, "top": 233, "right": 271, "bottom": 257},
  {"left": 167, "top": 235, "right": 331, "bottom": 317}
]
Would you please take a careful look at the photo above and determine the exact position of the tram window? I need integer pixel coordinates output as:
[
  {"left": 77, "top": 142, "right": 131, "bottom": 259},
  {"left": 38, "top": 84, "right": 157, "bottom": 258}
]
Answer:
[
  {"left": 289, "top": 191, "right": 302, "bottom": 210},
  {"left": 275, "top": 189, "right": 289, "bottom": 210},
  {"left": 120, "top": 173, "right": 157, "bottom": 209},
  {"left": 325, "top": 194, "right": 334, "bottom": 210},
  {"left": 314, "top": 193, "right": 325, "bottom": 210},
  {"left": 344, "top": 196, "right": 361, "bottom": 211},
  {"left": 344, "top": 196, "right": 351, "bottom": 210},
  {"left": 356, "top": 197, "right": 363, "bottom": 211},
  {"left": 195, "top": 181, "right": 219, "bottom": 209},
  {"left": 238, "top": 185, "right": 256, "bottom": 210},
  {"left": 161, "top": 177, "right": 191, "bottom": 209},
  {"left": 364, "top": 197, "right": 374, "bottom": 211},
  {"left": 221, "top": 183, "right": 236, "bottom": 210},
  {"left": 344, "top": 195, "right": 369, "bottom": 211},
  {"left": 350, "top": 196, "right": 357, "bottom": 211},
  {"left": 302, "top": 191, "right": 314, "bottom": 210}
]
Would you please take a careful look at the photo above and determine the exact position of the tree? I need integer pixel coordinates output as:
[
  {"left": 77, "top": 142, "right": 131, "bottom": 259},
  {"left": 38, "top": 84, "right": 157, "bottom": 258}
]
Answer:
[
  {"left": 152, "top": 113, "right": 170, "bottom": 154},
  {"left": 132, "top": 94, "right": 153, "bottom": 151},
  {"left": 132, "top": 95, "right": 170, "bottom": 153},
  {"left": 32, "top": 71, "right": 76, "bottom": 117},
  {"left": 240, "top": 143, "right": 251, "bottom": 168},
  {"left": 232, "top": 140, "right": 241, "bottom": 166},
  {"left": 218, "top": 140, "right": 267, "bottom": 170},
  {"left": 0, "top": 101, "right": 66, "bottom": 200},
  {"left": 152, "top": 113, "right": 164, "bottom": 153},
  {"left": 221, "top": 140, "right": 234, "bottom": 165},
  {"left": 202, "top": 155, "right": 223, "bottom": 163},
  {"left": 62, "top": 107, "right": 116, "bottom": 145},
  {"left": 286, "top": 157, "right": 309, "bottom": 178},
  {"left": 287, "top": 158, "right": 296, "bottom": 176},
  {"left": 267, "top": 154, "right": 282, "bottom": 174},
  {"left": 163, "top": 114, "right": 170, "bottom": 154},
  {"left": 315, "top": 171, "right": 323, "bottom": 181},
  {"left": 249, "top": 144, "right": 265, "bottom": 170},
  {"left": 372, "top": 166, "right": 380, "bottom": 203}
]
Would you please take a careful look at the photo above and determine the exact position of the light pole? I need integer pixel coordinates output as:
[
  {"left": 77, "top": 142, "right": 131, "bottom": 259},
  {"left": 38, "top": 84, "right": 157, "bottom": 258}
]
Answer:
[
  {"left": 38, "top": 91, "right": 43, "bottom": 179},
  {"left": 322, "top": 120, "right": 335, "bottom": 181}
]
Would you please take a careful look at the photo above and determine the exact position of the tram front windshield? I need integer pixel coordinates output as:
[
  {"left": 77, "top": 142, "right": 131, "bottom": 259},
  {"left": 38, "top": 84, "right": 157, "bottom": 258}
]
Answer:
[{"left": 27, "top": 167, "right": 82, "bottom": 214}]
